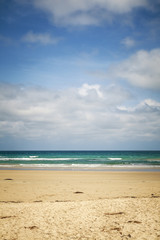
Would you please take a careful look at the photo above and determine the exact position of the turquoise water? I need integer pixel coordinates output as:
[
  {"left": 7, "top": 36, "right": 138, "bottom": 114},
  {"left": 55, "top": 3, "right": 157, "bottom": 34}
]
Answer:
[{"left": 0, "top": 151, "right": 160, "bottom": 169}]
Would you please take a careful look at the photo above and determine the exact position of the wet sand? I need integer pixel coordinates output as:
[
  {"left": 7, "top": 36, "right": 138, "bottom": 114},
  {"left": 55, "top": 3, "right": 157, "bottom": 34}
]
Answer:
[{"left": 0, "top": 170, "right": 160, "bottom": 239}]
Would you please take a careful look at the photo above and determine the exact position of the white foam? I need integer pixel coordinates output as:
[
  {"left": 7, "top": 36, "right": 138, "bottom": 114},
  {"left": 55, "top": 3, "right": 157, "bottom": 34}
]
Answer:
[
  {"left": 0, "top": 157, "right": 80, "bottom": 161},
  {"left": 108, "top": 158, "right": 122, "bottom": 160},
  {"left": 0, "top": 158, "right": 33, "bottom": 161},
  {"left": 147, "top": 159, "right": 160, "bottom": 162},
  {"left": 17, "top": 164, "right": 105, "bottom": 168},
  {"left": 0, "top": 164, "right": 160, "bottom": 169}
]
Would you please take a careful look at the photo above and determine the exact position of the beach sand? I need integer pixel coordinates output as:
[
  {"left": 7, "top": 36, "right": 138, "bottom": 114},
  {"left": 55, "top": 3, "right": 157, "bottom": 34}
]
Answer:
[{"left": 0, "top": 170, "right": 160, "bottom": 239}]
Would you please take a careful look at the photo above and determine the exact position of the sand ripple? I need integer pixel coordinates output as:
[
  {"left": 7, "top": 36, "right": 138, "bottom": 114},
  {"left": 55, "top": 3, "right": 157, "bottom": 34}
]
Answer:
[{"left": 0, "top": 198, "right": 160, "bottom": 240}]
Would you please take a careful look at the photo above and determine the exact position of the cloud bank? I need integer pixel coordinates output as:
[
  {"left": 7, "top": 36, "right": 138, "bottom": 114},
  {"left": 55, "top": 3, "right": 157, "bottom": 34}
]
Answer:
[{"left": 0, "top": 83, "right": 159, "bottom": 148}]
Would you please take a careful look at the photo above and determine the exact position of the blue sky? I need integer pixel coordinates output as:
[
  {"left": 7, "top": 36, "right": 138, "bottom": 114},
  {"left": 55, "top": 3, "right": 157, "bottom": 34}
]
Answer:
[{"left": 0, "top": 0, "right": 160, "bottom": 150}]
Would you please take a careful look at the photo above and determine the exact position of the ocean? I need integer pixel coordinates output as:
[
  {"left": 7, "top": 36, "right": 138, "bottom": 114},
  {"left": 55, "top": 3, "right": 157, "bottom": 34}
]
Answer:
[{"left": 0, "top": 150, "right": 160, "bottom": 170}]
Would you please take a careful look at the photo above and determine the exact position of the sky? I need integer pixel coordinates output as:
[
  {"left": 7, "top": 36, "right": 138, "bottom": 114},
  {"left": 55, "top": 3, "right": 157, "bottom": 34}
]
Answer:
[{"left": 0, "top": 0, "right": 160, "bottom": 150}]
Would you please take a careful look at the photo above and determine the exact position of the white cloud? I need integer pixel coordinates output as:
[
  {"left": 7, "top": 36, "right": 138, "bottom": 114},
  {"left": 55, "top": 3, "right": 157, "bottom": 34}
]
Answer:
[
  {"left": 118, "top": 99, "right": 160, "bottom": 112},
  {"left": 78, "top": 83, "right": 103, "bottom": 98},
  {"left": 22, "top": 31, "right": 60, "bottom": 45},
  {"left": 144, "top": 99, "right": 160, "bottom": 108},
  {"left": 20, "top": 0, "right": 148, "bottom": 26},
  {"left": 117, "top": 99, "right": 160, "bottom": 139},
  {"left": 0, "top": 83, "right": 159, "bottom": 146},
  {"left": 110, "top": 48, "right": 160, "bottom": 90},
  {"left": 121, "top": 37, "right": 135, "bottom": 48}
]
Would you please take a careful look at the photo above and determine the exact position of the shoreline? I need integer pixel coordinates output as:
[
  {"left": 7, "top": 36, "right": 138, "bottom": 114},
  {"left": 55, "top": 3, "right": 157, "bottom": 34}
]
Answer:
[{"left": 0, "top": 166, "right": 160, "bottom": 172}]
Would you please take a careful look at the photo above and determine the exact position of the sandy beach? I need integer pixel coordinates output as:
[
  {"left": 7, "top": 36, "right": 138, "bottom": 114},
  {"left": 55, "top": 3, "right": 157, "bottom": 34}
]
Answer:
[{"left": 0, "top": 170, "right": 160, "bottom": 240}]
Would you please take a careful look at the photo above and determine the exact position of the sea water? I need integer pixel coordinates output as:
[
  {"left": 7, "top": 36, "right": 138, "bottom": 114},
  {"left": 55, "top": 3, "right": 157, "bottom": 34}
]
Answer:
[{"left": 0, "top": 150, "right": 160, "bottom": 170}]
